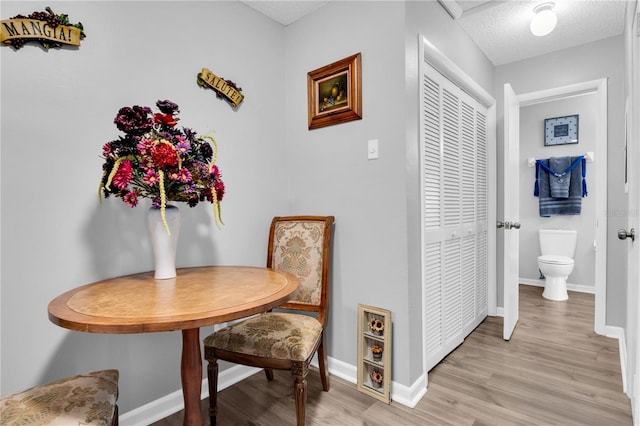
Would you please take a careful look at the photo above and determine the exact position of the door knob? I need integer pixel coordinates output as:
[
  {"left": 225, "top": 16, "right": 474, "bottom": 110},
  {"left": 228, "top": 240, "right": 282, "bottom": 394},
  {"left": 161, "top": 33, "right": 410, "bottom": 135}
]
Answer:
[
  {"left": 497, "top": 221, "right": 520, "bottom": 230},
  {"left": 618, "top": 228, "right": 635, "bottom": 242}
]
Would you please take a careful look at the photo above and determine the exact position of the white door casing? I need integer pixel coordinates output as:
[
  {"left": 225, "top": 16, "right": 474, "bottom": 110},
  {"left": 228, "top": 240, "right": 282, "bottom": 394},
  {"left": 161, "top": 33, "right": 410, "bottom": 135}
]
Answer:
[{"left": 504, "top": 80, "right": 608, "bottom": 338}]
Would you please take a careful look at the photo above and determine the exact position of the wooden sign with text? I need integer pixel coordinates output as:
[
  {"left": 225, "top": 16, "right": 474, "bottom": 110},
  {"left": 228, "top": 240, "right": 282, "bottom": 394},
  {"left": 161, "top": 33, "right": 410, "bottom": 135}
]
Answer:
[
  {"left": 1, "top": 7, "right": 85, "bottom": 50},
  {"left": 197, "top": 68, "right": 245, "bottom": 108}
]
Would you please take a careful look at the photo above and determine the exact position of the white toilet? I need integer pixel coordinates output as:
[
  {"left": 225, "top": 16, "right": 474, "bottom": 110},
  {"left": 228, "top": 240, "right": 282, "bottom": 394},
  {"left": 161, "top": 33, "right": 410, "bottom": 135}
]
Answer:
[{"left": 537, "top": 229, "right": 577, "bottom": 301}]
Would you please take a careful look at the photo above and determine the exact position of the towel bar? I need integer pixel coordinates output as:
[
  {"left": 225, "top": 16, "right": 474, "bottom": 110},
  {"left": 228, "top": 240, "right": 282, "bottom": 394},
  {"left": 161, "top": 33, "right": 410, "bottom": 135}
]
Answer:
[{"left": 527, "top": 152, "right": 594, "bottom": 168}]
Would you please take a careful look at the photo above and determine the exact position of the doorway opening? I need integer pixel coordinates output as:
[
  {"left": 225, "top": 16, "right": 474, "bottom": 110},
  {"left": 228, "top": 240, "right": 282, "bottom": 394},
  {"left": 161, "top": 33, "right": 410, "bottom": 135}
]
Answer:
[{"left": 505, "top": 79, "right": 608, "bottom": 336}]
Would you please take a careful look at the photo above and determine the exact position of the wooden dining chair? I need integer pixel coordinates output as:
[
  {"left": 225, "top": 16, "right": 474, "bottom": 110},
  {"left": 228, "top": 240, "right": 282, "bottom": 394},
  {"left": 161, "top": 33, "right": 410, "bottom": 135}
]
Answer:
[
  {"left": 0, "top": 369, "right": 119, "bottom": 426},
  {"left": 204, "top": 215, "right": 335, "bottom": 426}
]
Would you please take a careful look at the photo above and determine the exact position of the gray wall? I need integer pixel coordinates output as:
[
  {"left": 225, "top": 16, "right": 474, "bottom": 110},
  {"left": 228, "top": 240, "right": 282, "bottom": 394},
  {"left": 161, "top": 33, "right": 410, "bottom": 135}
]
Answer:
[
  {"left": 1, "top": 1, "right": 288, "bottom": 413},
  {"left": 495, "top": 35, "right": 627, "bottom": 327},
  {"left": 0, "top": 0, "right": 495, "bottom": 412},
  {"left": 283, "top": 0, "right": 494, "bottom": 388},
  {"left": 519, "top": 95, "right": 597, "bottom": 288},
  {"left": 284, "top": 0, "right": 410, "bottom": 383},
  {"left": 9, "top": 0, "right": 624, "bottom": 418}
]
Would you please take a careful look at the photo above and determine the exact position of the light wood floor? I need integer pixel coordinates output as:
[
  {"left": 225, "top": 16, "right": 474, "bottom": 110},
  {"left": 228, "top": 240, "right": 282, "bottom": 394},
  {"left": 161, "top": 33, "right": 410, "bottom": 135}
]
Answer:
[{"left": 151, "top": 285, "right": 632, "bottom": 425}]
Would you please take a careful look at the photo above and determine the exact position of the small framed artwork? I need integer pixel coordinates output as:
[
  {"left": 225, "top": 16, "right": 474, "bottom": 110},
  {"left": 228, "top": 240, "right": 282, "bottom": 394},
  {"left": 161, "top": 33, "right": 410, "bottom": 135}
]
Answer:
[
  {"left": 544, "top": 114, "right": 579, "bottom": 146},
  {"left": 307, "top": 52, "right": 362, "bottom": 130},
  {"left": 357, "top": 304, "right": 391, "bottom": 404}
]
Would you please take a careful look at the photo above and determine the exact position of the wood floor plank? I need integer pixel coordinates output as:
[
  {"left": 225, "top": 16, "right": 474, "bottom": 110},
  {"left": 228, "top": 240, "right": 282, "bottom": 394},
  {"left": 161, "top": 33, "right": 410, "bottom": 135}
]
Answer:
[{"left": 151, "top": 285, "right": 632, "bottom": 425}]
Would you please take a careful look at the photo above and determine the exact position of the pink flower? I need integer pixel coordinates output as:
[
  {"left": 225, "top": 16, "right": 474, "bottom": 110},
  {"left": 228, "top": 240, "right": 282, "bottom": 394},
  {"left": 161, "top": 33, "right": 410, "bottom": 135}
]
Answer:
[
  {"left": 123, "top": 190, "right": 138, "bottom": 207},
  {"left": 167, "top": 168, "right": 191, "bottom": 183},
  {"left": 137, "top": 139, "right": 155, "bottom": 156},
  {"left": 143, "top": 169, "right": 159, "bottom": 186},
  {"left": 102, "top": 142, "right": 113, "bottom": 157},
  {"left": 112, "top": 160, "right": 133, "bottom": 189},
  {"left": 210, "top": 164, "right": 220, "bottom": 178},
  {"left": 178, "top": 168, "right": 192, "bottom": 183}
]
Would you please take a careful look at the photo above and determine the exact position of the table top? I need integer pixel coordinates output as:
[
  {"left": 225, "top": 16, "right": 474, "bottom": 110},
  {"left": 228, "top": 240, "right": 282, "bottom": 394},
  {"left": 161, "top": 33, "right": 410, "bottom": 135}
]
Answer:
[{"left": 48, "top": 266, "right": 299, "bottom": 334}]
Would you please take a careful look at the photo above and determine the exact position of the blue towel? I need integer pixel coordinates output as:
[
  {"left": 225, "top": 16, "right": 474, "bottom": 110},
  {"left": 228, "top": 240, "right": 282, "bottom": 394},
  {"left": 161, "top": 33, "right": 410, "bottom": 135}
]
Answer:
[
  {"left": 536, "top": 157, "right": 585, "bottom": 216},
  {"left": 548, "top": 156, "right": 571, "bottom": 198}
]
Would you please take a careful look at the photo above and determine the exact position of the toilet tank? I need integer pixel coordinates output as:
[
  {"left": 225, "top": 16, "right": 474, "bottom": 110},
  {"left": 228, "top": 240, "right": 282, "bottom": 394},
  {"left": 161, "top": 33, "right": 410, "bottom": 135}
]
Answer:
[{"left": 539, "top": 229, "right": 578, "bottom": 258}]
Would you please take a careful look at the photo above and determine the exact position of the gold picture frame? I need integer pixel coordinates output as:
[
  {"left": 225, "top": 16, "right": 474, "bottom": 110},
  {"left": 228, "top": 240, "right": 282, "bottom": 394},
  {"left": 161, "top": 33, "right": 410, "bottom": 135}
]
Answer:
[{"left": 307, "top": 52, "right": 362, "bottom": 130}]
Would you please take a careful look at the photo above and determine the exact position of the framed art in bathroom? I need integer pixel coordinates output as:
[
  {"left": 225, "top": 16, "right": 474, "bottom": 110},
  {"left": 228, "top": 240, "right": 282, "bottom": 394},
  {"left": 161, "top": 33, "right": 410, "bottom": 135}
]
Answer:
[
  {"left": 544, "top": 114, "right": 579, "bottom": 146},
  {"left": 307, "top": 52, "right": 362, "bottom": 130}
]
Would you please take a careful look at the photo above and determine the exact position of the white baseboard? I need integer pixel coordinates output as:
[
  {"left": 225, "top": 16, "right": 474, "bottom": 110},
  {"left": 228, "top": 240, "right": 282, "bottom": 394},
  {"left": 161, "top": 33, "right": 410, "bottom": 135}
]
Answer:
[
  {"left": 120, "top": 356, "right": 427, "bottom": 425},
  {"left": 314, "top": 354, "right": 356, "bottom": 384},
  {"left": 519, "top": 278, "right": 595, "bottom": 294},
  {"left": 605, "top": 326, "right": 627, "bottom": 395},
  {"left": 119, "top": 387, "right": 187, "bottom": 426},
  {"left": 392, "top": 373, "right": 427, "bottom": 408},
  {"left": 120, "top": 364, "right": 260, "bottom": 426}
]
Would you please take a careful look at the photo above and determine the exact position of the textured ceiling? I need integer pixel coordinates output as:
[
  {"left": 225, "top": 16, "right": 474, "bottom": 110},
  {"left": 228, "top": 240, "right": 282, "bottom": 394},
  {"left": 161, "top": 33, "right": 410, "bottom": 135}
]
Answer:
[
  {"left": 240, "top": 1, "right": 329, "bottom": 26},
  {"left": 456, "top": 0, "right": 628, "bottom": 65},
  {"left": 241, "top": 0, "right": 629, "bottom": 66}
]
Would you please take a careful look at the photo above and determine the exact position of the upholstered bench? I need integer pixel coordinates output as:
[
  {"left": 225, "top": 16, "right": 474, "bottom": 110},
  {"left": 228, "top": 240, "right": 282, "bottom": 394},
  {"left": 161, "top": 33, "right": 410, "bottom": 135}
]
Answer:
[{"left": 0, "top": 369, "right": 119, "bottom": 426}]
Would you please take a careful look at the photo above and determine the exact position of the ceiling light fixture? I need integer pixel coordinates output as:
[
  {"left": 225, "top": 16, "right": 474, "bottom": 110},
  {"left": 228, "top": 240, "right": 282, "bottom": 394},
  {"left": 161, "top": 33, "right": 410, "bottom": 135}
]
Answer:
[{"left": 530, "top": 2, "right": 557, "bottom": 37}]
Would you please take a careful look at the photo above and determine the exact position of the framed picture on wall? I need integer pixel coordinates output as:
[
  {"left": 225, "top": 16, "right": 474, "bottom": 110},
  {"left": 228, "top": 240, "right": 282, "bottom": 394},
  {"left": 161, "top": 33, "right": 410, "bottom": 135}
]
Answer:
[
  {"left": 307, "top": 52, "right": 362, "bottom": 130},
  {"left": 544, "top": 114, "right": 579, "bottom": 146}
]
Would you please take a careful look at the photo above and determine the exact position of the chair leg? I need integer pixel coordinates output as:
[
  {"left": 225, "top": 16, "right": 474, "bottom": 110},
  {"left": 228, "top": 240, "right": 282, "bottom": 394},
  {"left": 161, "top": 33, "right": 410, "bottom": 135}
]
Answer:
[
  {"left": 207, "top": 358, "right": 219, "bottom": 425},
  {"left": 264, "top": 368, "right": 274, "bottom": 381},
  {"left": 293, "top": 370, "right": 307, "bottom": 426},
  {"left": 318, "top": 332, "right": 330, "bottom": 391}
]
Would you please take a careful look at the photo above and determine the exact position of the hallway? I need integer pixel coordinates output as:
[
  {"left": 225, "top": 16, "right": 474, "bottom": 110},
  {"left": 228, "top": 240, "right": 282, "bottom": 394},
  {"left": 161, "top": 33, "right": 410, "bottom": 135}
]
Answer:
[{"left": 425, "top": 284, "right": 632, "bottom": 425}]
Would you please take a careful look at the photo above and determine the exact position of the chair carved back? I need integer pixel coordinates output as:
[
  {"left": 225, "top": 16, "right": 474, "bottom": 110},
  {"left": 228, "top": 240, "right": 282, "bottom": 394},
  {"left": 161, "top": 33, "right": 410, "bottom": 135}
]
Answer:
[{"left": 267, "top": 216, "right": 334, "bottom": 325}]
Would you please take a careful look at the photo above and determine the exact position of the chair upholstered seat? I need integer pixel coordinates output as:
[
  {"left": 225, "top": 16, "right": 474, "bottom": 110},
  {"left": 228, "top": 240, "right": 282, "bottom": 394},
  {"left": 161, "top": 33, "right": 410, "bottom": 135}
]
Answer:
[
  {"left": 204, "top": 312, "right": 323, "bottom": 361},
  {"left": 0, "top": 370, "right": 119, "bottom": 426},
  {"left": 204, "top": 215, "right": 334, "bottom": 426}
]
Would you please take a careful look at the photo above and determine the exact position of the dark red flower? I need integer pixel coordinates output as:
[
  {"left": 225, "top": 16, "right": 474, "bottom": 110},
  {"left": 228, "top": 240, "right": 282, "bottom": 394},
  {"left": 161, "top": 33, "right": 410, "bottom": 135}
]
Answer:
[
  {"left": 154, "top": 113, "right": 177, "bottom": 127},
  {"left": 114, "top": 106, "right": 153, "bottom": 135},
  {"left": 156, "top": 100, "right": 179, "bottom": 115},
  {"left": 151, "top": 143, "right": 179, "bottom": 169},
  {"left": 214, "top": 179, "right": 225, "bottom": 201}
]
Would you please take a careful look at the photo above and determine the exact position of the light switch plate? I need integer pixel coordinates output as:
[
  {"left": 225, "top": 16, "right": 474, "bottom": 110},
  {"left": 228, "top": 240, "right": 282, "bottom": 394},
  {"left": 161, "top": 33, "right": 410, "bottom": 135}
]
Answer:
[{"left": 368, "top": 139, "right": 379, "bottom": 160}]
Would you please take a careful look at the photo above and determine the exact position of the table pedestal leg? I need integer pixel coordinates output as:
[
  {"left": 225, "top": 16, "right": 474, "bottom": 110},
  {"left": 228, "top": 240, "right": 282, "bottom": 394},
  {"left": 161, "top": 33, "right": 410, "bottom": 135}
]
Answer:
[{"left": 181, "top": 328, "right": 203, "bottom": 426}]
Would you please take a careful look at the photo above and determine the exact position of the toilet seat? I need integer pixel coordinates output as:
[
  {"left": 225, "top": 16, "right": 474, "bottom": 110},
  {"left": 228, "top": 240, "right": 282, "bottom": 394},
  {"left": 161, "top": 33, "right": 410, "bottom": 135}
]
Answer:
[{"left": 538, "top": 254, "right": 574, "bottom": 265}]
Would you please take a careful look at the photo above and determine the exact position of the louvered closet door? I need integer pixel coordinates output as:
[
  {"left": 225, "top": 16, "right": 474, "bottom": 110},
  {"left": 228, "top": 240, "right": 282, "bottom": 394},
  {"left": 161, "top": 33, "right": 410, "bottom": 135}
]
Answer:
[{"left": 421, "top": 64, "right": 488, "bottom": 373}]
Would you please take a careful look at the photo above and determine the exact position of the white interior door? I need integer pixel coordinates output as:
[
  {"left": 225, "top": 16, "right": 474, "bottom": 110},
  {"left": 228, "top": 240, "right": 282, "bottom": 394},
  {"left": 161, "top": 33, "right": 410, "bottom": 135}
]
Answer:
[
  {"left": 503, "top": 83, "right": 520, "bottom": 340},
  {"left": 629, "top": 97, "right": 640, "bottom": 423},
  {"left": 627, "top": 5, "right": 640, "bottom": 420}
]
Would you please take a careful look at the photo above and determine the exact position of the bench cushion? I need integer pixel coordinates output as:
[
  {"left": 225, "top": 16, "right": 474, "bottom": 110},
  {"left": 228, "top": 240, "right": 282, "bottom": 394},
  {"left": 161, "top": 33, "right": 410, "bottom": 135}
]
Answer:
[{"left": 0, "top": 369, "right": 119, "bottom": 426}]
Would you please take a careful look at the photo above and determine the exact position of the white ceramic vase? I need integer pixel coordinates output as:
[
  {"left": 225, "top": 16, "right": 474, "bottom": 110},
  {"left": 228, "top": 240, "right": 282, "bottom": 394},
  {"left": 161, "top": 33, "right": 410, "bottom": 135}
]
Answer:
[{"left": 147, "top": 205, "right": 181, "bottom": 279}]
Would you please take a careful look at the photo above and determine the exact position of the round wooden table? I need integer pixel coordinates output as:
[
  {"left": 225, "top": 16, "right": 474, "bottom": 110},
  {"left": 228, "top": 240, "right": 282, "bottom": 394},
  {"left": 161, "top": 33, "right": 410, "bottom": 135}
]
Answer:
[{"left": 48, "top": 266, "right": 299, "bottom": 426}]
